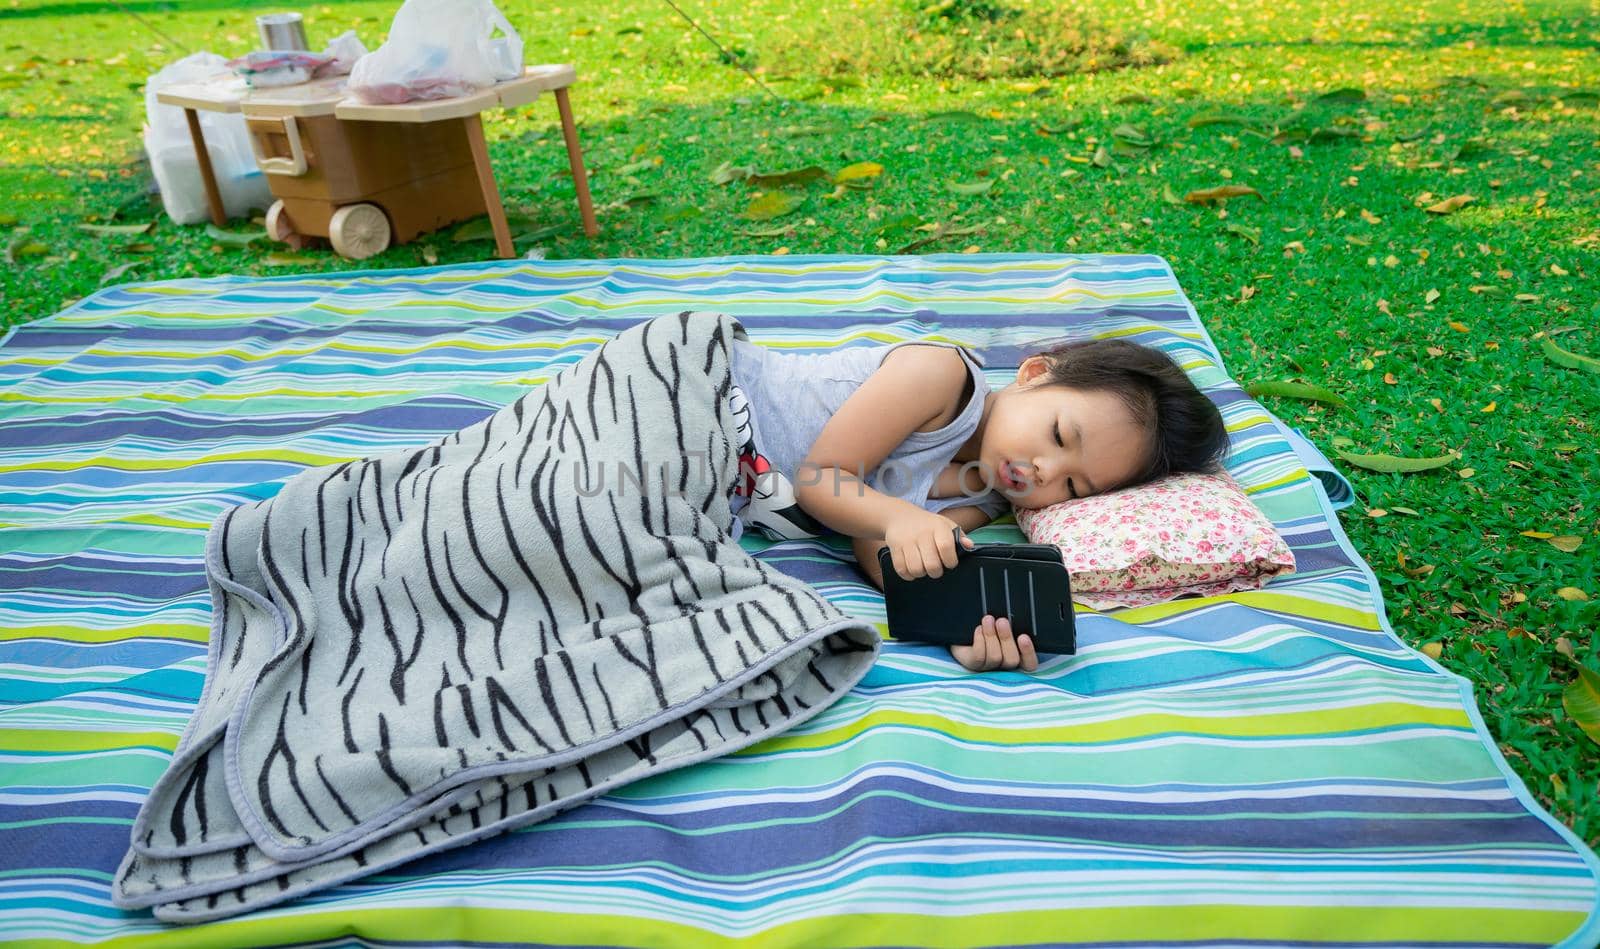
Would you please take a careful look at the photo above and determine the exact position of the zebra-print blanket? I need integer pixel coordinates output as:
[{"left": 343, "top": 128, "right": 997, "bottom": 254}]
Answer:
[{"left": 111, "top": 310, "right": 880, "bottom": 923}]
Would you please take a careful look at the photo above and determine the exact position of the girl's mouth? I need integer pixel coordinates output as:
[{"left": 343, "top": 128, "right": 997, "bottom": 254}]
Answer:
[{"left": 1001, "top": 461, "right": 1027, "bottom": 492}]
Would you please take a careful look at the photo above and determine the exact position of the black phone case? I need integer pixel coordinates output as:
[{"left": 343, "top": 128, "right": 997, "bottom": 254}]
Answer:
[{"left": 877, "top": 534, "right": 1077, "bottom": 655}]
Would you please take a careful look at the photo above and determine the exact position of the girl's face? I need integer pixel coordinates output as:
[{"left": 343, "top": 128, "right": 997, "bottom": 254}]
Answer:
[{"left": 978, "top": 356, "right": 1151, "bottom": 509}]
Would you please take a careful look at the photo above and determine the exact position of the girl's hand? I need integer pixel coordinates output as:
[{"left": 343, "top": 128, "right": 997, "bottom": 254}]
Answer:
[
  {"left": 882, "top": 509, "right": 974, "bottom": 581},
  {"left": 951, "top": 615, "right": 1040, "bottom": 673}
]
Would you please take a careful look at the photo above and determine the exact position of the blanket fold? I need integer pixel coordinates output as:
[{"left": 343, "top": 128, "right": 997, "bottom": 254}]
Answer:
[{"left": 111, "top": 310, "right": 879, "bottom": 922}]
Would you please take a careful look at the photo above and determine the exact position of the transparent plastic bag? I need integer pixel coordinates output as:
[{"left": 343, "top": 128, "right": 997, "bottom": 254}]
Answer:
[
  {"left": 348, "top": 0, "right": 523, "bottom": 105},
  {"left": 315, "top": 30, "right": 369, "bottom": 78},
  {"left": 142, "top": 52, "right": 272, "bottom": 224}
]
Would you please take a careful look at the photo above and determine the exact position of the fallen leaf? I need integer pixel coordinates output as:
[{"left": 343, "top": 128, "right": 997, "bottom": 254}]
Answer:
[
  {"left": 1549, "top": 536, "right": 1584, "bottom": 553},
  {"left": 1458, "top": 467, "right": 1476, "bottom": 478},
  {"left": 1361, "top": 208, "right": 1382, "bottom": 224},
  {"left": 614, "top": 156, "right": 659, "bottom": 176},
  {"left": 98, "top": 261, "right": 141, "bottom": 285},
  {"left": 1184, "top": 184, "right": 1262, "bottom": 204},
  {"left": 948, "top": 179, "right": 996, "bottom": 195},
  {"left": 1224, "top": 222, "right": 1261, "bottom": 244},
  {"left": 1425, "top": 194, "right": 1475, "bottom": 214},
  {"left": 77, "top": 222, "right": 152, "bottom": 236},
  {"left": 1244, "top": 380, "right": 1349, "bottom": 409},
  {"left": 204, "top": 224, "right": 266, "bottom": 247},
  {"left": 748, "top": 165, "right": 828, "bottom": 188},
  {"left": 1334, "top": 449, "right": 1459, "bottom": 473},
  {"left": 834, "top": 161, "right": 884, "bottom": 185},
  {"left": 262, "top": 252, "right": 321, "bottom": 266},
  {"left": 1111, "top": 123, "right": 1155, "bottom": 148},
  {"left": 1522, "top": 530, "right": 1556, "bottom": 539},
  {"left": 1449, "top": 321, "right": 1470, "bottom": 333},
  {"left": 1556, "top": 587, "right": 1590, "bottom": 601},
  {"left": 710, "top": 161, "right": 756, "bottom": 185},
  {"left": 1541, "top": 336, "right": 1600, "bottom": 374},
  {"left": 1481, "top": 401, "right": 1497, "bottom": 413},
  {"left": 871, "top": 213, "right": 924, "bottom": 235},
  {"left": 742, "top": 191, "right": 804, "bottom": 221},
  {"left": 1187, "top": 110, "right": 1261, "bottom": 129},
  {"left": 4, "top": 231, "right": 48, "bottom": 263},
  {"left": 1384, "top": 372, "right": 1398, "bottom": 384},
  {"left": 1367, "top": 508, "right": 1388, "bottom": 517},
  {"left": 1425, "top": 288, "right": 1441, "bottom": 304},
  {"left": 1556, "top": 637, "right": 1575, "bottom": 659},
  {"left": 1565, "top": 666, "right": 1600, "bottom": 747},
  {"left": 1421, "top": 641, "right": 1444, "bottom": 659}
]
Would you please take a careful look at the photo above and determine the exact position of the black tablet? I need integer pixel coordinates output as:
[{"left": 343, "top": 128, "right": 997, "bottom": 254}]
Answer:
[{"left": 876, "top": 531, "right": 1076, "bottom": 655}]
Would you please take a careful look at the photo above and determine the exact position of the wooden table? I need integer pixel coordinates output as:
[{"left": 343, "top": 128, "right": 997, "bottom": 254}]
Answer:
[{"left": 155, "top": 65, "right": 598, "bottom": 258}]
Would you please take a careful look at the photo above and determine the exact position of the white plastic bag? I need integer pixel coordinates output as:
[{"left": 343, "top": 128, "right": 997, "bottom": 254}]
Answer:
[
  {"left": 142, "top": 52, "right": 273, "bottom": 224},
  {"left": 348, "top": 0, "right": 523, "bottom": 105},
  {"left": 314, "top": 30, "right": 370, "bottom": 78}
]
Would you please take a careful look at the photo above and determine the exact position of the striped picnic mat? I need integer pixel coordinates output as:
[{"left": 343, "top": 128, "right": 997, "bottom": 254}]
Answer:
[{"left": 2, "top": 254, "right": 1596, "bottom": 948}]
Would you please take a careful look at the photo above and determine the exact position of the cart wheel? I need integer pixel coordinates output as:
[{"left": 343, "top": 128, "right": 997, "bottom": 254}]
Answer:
[
  {"left": 264, "top": 201, "right": 310, "bottom": 250},
  {"left": 328, "top": 203, "right": 391, "bottom": 260}
]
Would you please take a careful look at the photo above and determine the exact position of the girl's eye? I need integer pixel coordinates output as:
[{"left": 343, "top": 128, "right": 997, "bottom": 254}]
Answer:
[
  {"left": 1053, "top": 421, "right": 1063, "bottom": 447},
  {"left": 1067, "top": 478, "right": 1078, "bottom": 499}
]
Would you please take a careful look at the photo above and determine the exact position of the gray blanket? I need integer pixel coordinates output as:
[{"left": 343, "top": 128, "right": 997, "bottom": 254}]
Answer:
[{"left": 111, "top": 310, "right": 880, "bottom": 923}]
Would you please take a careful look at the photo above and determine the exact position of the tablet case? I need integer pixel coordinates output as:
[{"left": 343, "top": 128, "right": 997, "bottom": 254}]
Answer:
[{"left": 877, "top": 536, "right": 1077, "bottom": 655}]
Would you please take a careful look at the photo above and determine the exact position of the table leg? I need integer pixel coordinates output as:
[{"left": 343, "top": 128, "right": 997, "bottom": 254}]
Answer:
[
  {"left": 183, "top": 107, "right": 227, "bottom": 227},
  {"left": 554, "top": 87, "right": 599, "bottom": 238},
  {"left": 462, "top": 114, "right": 515, "bottom": 259}
]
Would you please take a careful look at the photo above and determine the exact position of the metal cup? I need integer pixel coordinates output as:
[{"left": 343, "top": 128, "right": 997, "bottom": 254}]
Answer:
[{"left": 257, "top": 13, "right": 309, "bottom": 52}]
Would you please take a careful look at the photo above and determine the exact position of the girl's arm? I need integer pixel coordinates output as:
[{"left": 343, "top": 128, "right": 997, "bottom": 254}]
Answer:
[
  {"left": 852, "top": 505, "right": 994, "bottom": 592},
  {"left": 795, "top": 345, "right": 964, "bottom": 535}
]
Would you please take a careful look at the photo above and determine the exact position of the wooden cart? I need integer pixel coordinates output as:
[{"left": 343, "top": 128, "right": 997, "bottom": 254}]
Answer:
[{"left": 156, "top": 65, "right": 598, "bottom": 260}]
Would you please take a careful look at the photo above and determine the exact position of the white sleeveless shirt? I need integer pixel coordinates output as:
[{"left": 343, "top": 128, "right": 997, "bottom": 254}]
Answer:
[{"left": 725, "top": 336, "right": 1009, "bottom": 541}]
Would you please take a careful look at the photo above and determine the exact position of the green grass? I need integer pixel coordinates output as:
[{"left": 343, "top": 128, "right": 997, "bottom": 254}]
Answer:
[{"left": 3, "top": 0, "right": 1598, "bottom": 845}]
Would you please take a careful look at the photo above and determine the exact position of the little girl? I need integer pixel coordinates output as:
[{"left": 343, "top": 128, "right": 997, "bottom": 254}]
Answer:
[{"left": 725, "top": 331, "right": 1228, "bottom": 672}]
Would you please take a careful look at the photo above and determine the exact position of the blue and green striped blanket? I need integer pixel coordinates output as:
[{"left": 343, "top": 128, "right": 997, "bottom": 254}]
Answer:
[{"left": 3, "top": 254, "right": 1597, "bottom": 947}]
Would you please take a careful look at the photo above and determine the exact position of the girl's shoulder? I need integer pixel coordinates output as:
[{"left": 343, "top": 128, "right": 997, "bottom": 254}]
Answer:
[{"left": 877, "top": 344, "right": 974, "bottom": 433}]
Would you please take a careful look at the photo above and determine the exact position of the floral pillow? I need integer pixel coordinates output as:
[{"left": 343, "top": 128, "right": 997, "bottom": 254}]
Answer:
[{"left": 1012, "top": 471, "right": 1296, "bottom": 610}]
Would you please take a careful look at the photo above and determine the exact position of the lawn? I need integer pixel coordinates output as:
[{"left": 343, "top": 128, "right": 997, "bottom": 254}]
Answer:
[{"left": 2, "top": 0, "right": 1597, "bottom": 847}]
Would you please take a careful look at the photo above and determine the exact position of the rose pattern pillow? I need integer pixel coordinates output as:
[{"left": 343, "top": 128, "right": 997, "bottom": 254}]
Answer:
[{"left": 1013, "top": 470, "right": 1296, "bottom": 610}]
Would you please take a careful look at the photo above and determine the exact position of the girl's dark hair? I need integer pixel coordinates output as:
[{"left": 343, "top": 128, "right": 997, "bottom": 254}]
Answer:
[{"left": 1029, "top": 338, "right": 1229, "bottom": 489}]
